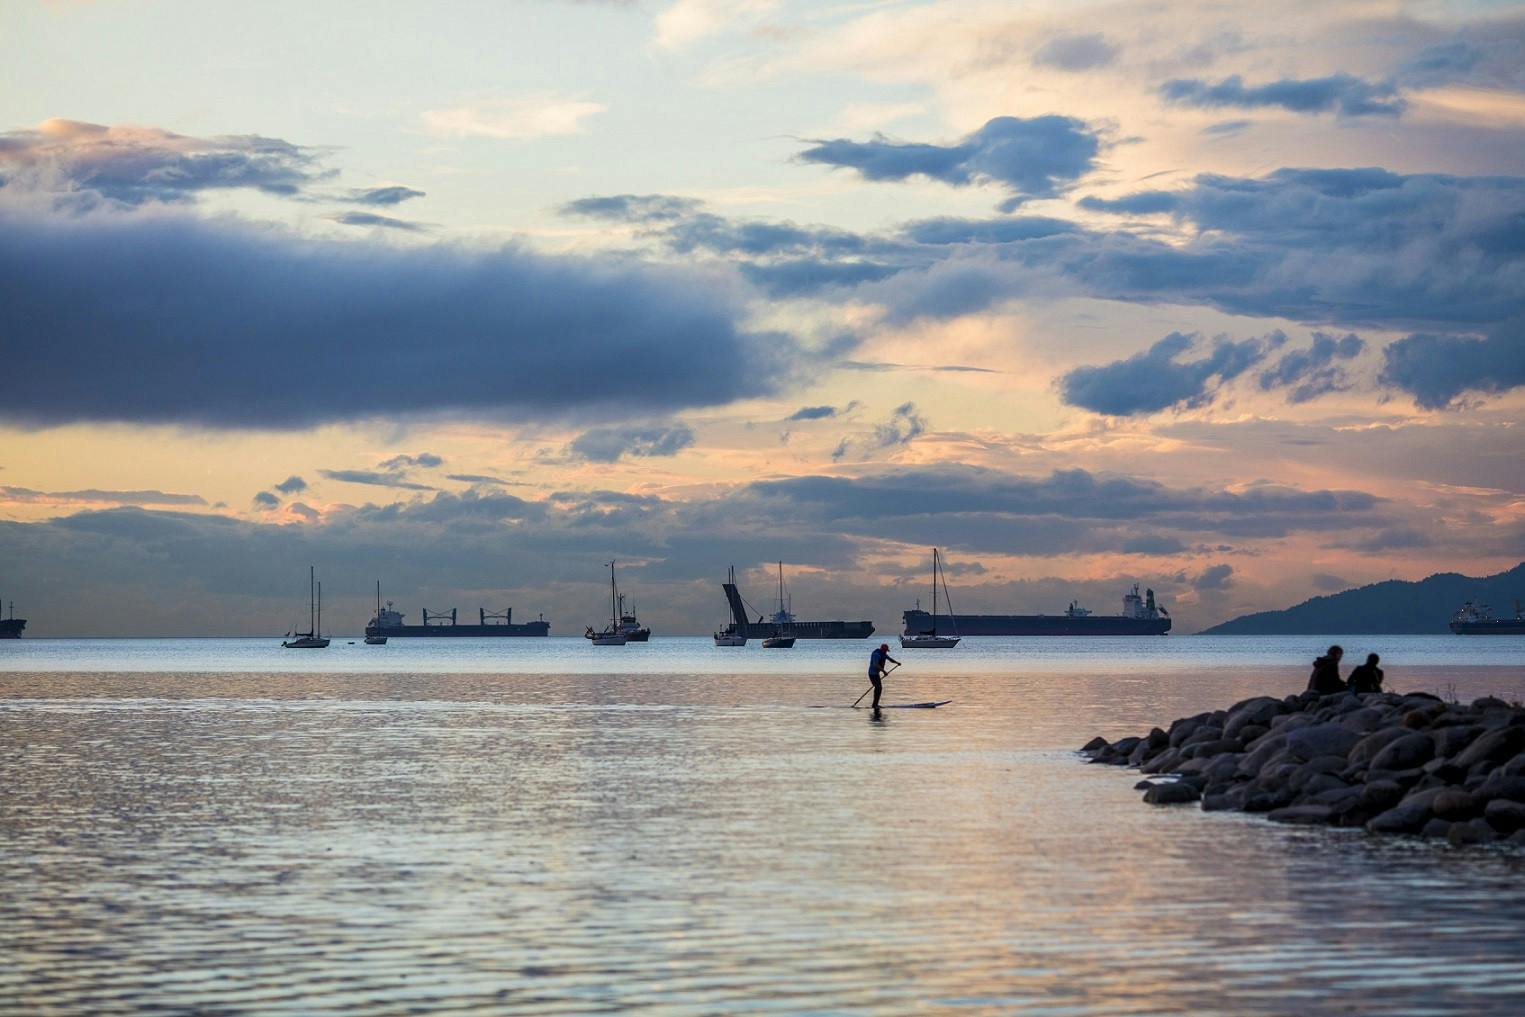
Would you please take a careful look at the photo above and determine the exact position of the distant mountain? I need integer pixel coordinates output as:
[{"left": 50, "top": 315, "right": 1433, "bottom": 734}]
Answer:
[{"left": 1201, "top": 563, "right": 1525, "bottom": 635}]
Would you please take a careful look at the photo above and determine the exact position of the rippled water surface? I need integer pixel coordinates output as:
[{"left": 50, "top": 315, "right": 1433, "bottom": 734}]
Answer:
[{"left": 4, "top": 639, "right": 1525, "bottom": 1014}]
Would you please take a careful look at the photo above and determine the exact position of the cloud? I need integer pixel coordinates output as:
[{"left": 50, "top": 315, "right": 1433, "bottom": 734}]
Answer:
[
  {"left": 327, "top": 211, "right": 424, "bottom": 232},
  {"left": 1159, "top": 73, "right": 1406, "bottom": 118},
  {"left": 0, "top": 118, "right": 328, "bottom": 207},
  {"left": 446, "top": 473, "right": 520, "bottom": 486},
  {"left": 1032, "top": 33, "right": 1118, "bottom": 71},
  {"left": 1258, "top": 332, "right": 1365, "bottom": 403},
  {"left": 252, "top": 490, "right": 280, "bottom": 508},
  {"left": 1192, "top": 563, "right": 1234, "bottom": 591},
  {"left": 0, "top": 210, "right": 798, "bottom": 429},
  {"left": 560, "top": 193, "right": 703, "bottom": 222},
  {"left": 342, "top": 185, "right": 425, "bottom": 206},
  {"left": 1059, "top": 331, "right": 1284, "bottom": 416},
  {"left": 377, "top": 452, "right": 443, "bottom": 471},
  {"left": 0, "top": 485, "right": 207, "bottom": 506},
  {"left": 422, "top": 95, "right": 606, "bottom": 139},
  {"left": 275, "top": 476, "right": 307, "bottom": 494},
  {"left": 568, "top": 423, "right": 695, "bottom": 462},
  {"left": 787, "top": 405, "right": 838, "bottom": 421},
  {"left": 1379, "top": 322, "right": 1525, "bottom": 409},
  {"left": 797, "top": 115, "right": 1102, "bottom": 209},
  {"left": 318, "top": 469, "right": 437, "bottom": 491},
  {"left": 870, "top": 402, "right": 926, "bottom": 448},
  {"left": 654, "top": 0, "right": 777, "bottom": 49}
]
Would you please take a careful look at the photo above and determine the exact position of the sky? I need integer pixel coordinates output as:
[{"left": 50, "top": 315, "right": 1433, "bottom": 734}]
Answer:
[{"left": 2, "top": 0, "right": 1523, "bottom": 636}]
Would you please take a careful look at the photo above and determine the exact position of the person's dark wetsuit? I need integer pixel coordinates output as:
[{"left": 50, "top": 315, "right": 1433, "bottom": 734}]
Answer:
[
  {"left": 868, "top": 644, "right": 900, "bottom": 710},
  {"left": 1307, "top": 646, "right": 1346, "bottom": 695},
  {"left": 1348, "top": 654, "right": 1384, "bottom": 694}
]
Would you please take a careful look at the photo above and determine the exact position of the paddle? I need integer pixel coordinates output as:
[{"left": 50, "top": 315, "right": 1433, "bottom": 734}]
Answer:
[{"left": 852, "top": 660, "right": 900, "bottom": 707}]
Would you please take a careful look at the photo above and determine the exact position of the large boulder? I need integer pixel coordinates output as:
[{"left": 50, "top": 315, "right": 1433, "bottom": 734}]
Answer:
[
  {"left": 1455, "top": 726, "right": 1525, "bottom": 769},
  {"left": 1448, "top": 818, "right": 1497, "bottom": 846},
  {"left": 1475, "top": 773, "right": 1525, "bottom": 804},
  {"left": 1430, "top": 789, "right": 1481, "bottom": 821},
  {"left": 1167, "top": 713, "right": 1214, "bottom": 748},
  {"left": 1286, "top": 722, "right": 1362, "bottom": 761},
  {"left": 1268, "top": 805, "right": 1335, "bottom": 825},
  {"left": 1348, "top": 726, "right": 1413, "bottom": 765},
  {"left": 1484, "top": 799, "right": 1525, "bottom": 834},
  {"left": 1339, "top": 707, "right": 1392, "bottom": 734},
  {"left": 1433, "top": 724, "right": 1483, "bottom": 758},
  {"left": 1223, "top": 697, "right": 1285, "bottom": 739},
  {"left": 1369, "top": 733, "right": 1435, "bottom": 772},
  {"left": 1182, "top": 738, "right": 1244, "bottom": 759},
  {"left": 1369, "top": 802, "right": 1432, "bottom": 834},
  {"left": 1143, "top": 782, "right": 1201, "bottom": 805}
]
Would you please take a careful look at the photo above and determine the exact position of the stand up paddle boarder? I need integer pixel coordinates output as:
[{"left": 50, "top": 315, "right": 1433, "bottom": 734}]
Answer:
[{"left": 867, "top": 643, "right": 900, "bottom": 711}]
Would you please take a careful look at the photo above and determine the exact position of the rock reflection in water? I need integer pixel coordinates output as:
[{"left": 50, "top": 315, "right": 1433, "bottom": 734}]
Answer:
[{"left": 2, "top": 667, "right": 1524, "bottom": 1014}]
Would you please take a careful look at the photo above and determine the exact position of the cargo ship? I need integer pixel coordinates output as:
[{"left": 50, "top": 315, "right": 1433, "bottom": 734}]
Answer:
[
  {"left": 0, "top": 600, "right": 24, "bottom": 639},
  {"left": 1449, "top": 601, "right": 1525, "bottom": 635},
  {"left": 718, "top": 563, "right": 874, "bottom": 640},
  {"left": 903, "top": 585, "right": 1171, "bottom": 636},
  {"left": 366, "top": 601, "right": 549, "bottom": 637}
]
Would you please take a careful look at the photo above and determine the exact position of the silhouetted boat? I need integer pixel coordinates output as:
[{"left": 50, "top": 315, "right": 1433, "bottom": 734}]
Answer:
[
  {"left": 901, "top": 548, "right": 960, "bottom": 649},
  {"left": 587, "top": 561, "right": 629, "bottom": 645},
  {"left": 720, "top": 562, "right": 873, "bottom": 639},
  {"left": 364, "top": 581, "right": 388, "bottom": 644},
  {"left": 282, "top": 566, "right": 330, "bottom": 649},
  {"left": 903, "top": 585, "right": 1171, "bottom": 636},
  {"left": 714, "top": 566, "right": 749, "bottom": 644},
  {"left": 0, "top": 599, "right": 25, "bottom": 639},
  {"left": 1450, "top": 601, "right": 1525, "bottom": 634}
]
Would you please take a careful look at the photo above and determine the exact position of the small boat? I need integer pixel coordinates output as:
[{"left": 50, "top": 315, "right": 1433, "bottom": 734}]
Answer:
[
  {"left": 900, "top": 548, "right": 960, "bottom": 649},
  {"left": 761, "top": 561, "right": 796, "bottom": 648},
  {"left": 282, "top": 566, "right": 331, "bottom": 649},
  {"left": 586, "top": 560, "right": 629, "bottom": 645},
  {"left": 364, "top": 581, "right": 388, "bottom": 644},
  {"left": 714, "top": 568, "right": 747, "bottom": 644},
  {"left": 617, "top": 595, "right": 651, "bottom": 641}
]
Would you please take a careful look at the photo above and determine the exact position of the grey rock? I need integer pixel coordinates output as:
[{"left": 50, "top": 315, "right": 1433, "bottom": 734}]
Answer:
[
  {"left": 1339, "top": 707, "right": 1391, "bottom": 734},
  {"left": 1183, "top": 738, "right": 1244, "bottom": 759},
  {"left": 1167, "top": 713, "right": 1213, "bottom": 748},
  {"left": 1484, "top": 798, "right": 1525, "bottom": 833},
  {"left": 1433, "top": 725, "right": 1483, "bottom": 758},
  {"left": 1141, "top": 748, "right": 1184, "bottom": 775},
  {"left": 1201, "top": 793, "right": 1233, "bottom": 812},
  {"left": 1223, "top": 697, "right": 1285, "bottom": 739},
  {"left": 1420, "top": 818, "right": 1452, "bottom": 838},
  {"left": 1143, "top": 782, "right": 1201, "bottom": 805},
  {"left": 1300, "top": 773, "right": 1350, "bottom": 797},
  {"left": 1448, "top": 818, "right": 1497, "bottom": 846},
  {"left": 1431, "top": 789, "right": 1480, "bottom": 821},
  {"left": 1081, "top": 735, "right": 1109, "bottom": 753},
  {"left": 1111, "top": 736, "right": 1143, "bottom": 758},
  {"left": 1349, "top": 726, "right": 1413, "bottom": 765},
  {"left": 1268, "top": 805, "right": 1335, "bottom": 825},
  {"left": 1182, "top": 725, "right": 1225, "bottom": 748},
  {"left": 1369, "top": 733, "right": 1435, "bottom": 772},
  {"left": 1146, "top": 726, "right": 1169, "bottom": 750},
  {"left": 1476, "top": 773, "right": 1525, "bottom": 804},
  {"left": 1368, "top": 800, "right": 1433, "bottom": 834},
  {"left": 1134, "top": 780, "right": 1156, "bottom": 790},
  {"left": 1498, "top": 753, "right": 1525, "bottom": 777},
  {"left": 1236, "top": 724, "right": 1270, "bottom": 744},
  {"left": 1455, "top": 726, "right": 1525, "bottom": 769}
]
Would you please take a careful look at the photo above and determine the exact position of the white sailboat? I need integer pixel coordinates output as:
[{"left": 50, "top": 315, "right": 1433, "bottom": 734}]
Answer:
[
  {"left": 761, "top": 561, "right": 796, "bottom": 648},
  {"left": 282, "top": 566, "right": 331, "bottom": 649},
  {"left": 365, "top": 580, "right": 388, "bottom": 644},
  {"left": 586, "top": 560, "right": 629, "bottom": 645},
  {"left": 900, "top": 548, "right": 960, "bottom": 649}
]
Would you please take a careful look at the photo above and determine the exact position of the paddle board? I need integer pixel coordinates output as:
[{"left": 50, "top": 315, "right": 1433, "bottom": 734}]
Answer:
[{"left": 861, "top": 700, "right": 951, "bottom": 709}]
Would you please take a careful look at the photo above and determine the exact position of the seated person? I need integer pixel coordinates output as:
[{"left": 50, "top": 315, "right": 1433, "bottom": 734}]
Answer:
[
  {"left": 1307, "top": 644, "right": 1346, "bottom": 694},
  {"left": 1348, "top": 653, "right": 1384, "bottom": 694}
]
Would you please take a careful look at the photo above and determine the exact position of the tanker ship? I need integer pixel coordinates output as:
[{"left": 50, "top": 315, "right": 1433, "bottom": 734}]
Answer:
[
  {"left": 366, "top": 601, "right": 549, "bottom": 637},
  {"left": 903, "top": 585, "right": 1171, "bottom": 636},
  {"left": 1449, "top": 601, "right": 1525, "bottom": 635},
  {"left": 0, "top": 599, "right": 24, "bottom": 639},
  {"left": 718, "top": 564, "right": 874, "bottom": 639}
]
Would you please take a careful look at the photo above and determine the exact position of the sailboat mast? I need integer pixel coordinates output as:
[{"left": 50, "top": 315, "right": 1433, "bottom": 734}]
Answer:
[
  {"left": 317, "top": 581, "right": 322, "bottom": 637},
  {"left": 309, "top": 565, "right": 315, "bottom": 636}
]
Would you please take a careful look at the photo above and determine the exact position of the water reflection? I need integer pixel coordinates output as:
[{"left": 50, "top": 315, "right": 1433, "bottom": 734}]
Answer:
[{"left": 2, "top": 667, "right": 1523, "bottom": 1014}]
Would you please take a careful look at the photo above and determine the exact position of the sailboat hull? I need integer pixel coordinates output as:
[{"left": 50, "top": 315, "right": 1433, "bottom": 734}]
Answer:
[
  {"left": 900, "top": 635, "right": 960, "bottom": 648},
  {"left": 282, "top": 636, "right": 331, "bottom": 649}
]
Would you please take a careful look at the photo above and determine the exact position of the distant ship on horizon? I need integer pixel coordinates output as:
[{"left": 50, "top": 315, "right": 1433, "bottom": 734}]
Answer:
[
  {"left": 904, "top": 585, "right": 1171, "bottom": 636},
  {"left": 1449, "top": 601, "right": 1525, "bottom": 635},
  {"left": 0, "top": 599, "right": 25, "bottom": 639},
  {"left": 718, "top": 563, "right": 874, "bottom": 640},
  {"left": 367, "top": 600, "right": 549, "bottom": 637}
]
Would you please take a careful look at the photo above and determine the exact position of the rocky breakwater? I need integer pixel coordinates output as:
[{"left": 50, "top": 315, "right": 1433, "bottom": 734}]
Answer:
[{"left": 1080, "top": 690, "right": 1525, "bottom": 847}]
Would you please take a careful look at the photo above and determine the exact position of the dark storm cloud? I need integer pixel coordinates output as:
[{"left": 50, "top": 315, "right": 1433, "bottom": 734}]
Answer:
[
  {"left": 568, "top": 423, "right": 695, "bottom": 462},
  {"left": 1258, "top": 332, "right": 1365, "bottom": 403},
  {"left": 1192, "top": 563, "right": 1234, "bottom": 591},
  {"left": 787, "top": 405, "right": 838, "bottom": 421},
  {"left": 1059, "top": 331, "right": 1284, "bottom": 416},
  {"left": 0, "top": 485, "right": 208, "bottom": 506},
  {"left": 0, "top": 118, "right": 329, "bottom": 207},
  {"left": 560, "top": 193, "right": 703, "bottom": 222},
  {"left": 343, "top": 185, "right": 425, "bottom": 206},
  {"left": 252, "top": 490, "right": 280, "bottom": 508},
  {"left": 797, "top": 115, "right": 1103, "bottom": 208},
  {"left": 328, "top": 210, "right": 425, "bottom": 231},
  {"left": 274, "top": 476, "right": 308, "bottom": 494},
  {"left": 1379, "top": 322, "right": 1525, "bottom": 408},
  {"left": 318, "top": 470, "right": 437, "bottom": 491},
  {"left": 0, "top": 211, "right": 798, "bottom": 429},
  {"left": 1159, "top": 74, "right": 1406, "bottom": 118},
  {"left": 1032, "top": 33, "right": 1118, "bottom": 71}
]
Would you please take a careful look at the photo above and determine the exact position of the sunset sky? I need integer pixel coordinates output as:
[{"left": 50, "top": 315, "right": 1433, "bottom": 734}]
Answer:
[{"left": 3, "top": 0, "right": 1523, "bottom": 636}]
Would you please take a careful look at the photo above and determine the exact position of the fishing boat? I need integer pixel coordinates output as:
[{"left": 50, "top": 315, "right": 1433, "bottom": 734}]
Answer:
[
  {"left": 900, "top": 548, "right": 960, "bottom": 649},
  {"left": 282, "top": 566, "right": 331, "bottom": 649},
  {"left": 364, "top": 581, "right": 388, "bottom": 644},
  {"left": 617, "top": 594, "right": 651, "bottom": 641},
  {"left": 586, "top": 560, "right": 629, "bottom": 645},
  {"left": 761, "top": 562, "right": 796, "bottom": 648}
]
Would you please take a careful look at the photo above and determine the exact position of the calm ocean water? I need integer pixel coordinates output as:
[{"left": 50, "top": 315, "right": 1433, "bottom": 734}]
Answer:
[{"left": 4, "top": 636, "right": 1525, "bottom": 1014}]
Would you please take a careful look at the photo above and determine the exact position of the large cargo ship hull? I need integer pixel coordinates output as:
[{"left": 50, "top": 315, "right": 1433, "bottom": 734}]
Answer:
[
  {"left": 737, "top": 620, "right": 874, "bottom": 639},
  {"left": 903, "top": 610, "right": 1169, "bottom": 636},
  {"left": 1450, "top": 621, "right": 1525, "bottom": 635},
  {"left": 366, "top": 622, "right": 549, "bottom": 637},
  {"left": 0, "top": 619, "right": 24, "bottom": 639}
]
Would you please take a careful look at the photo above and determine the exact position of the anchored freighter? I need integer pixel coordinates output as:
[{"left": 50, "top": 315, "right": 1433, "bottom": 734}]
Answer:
[
  {"left": 0, "top": 599, "right": 24, "bottom": 639},
  {"left": 904, "top": 585, "right": 1171, "bottom": 636},
  {"left": 366, "top": 601, "right": 549, "bottom": 637},
  {"left": 1450, "top": 601, "right": 1525, "bottom": 635}
]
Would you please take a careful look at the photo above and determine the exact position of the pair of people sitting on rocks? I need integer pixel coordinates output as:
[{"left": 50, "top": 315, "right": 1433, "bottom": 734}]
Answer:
[{"left": 1307, "top": 645, "right": 1384, "bottom": 695}]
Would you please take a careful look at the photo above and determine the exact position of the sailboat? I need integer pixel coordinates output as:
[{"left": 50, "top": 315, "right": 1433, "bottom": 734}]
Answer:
[
  {"left": 714, "top": 565, "right": 748, "bottom": 645},
  {"left": 900, "top": 548, "right": 960, "bottom": 649},
  {"left": 282, "top": 566, "right": 331, "bottom": 648},
  {"left": 586, "top": 560, "right": 629, "bottom": 645},
  {"left": 365, "top": 581, "right": 388, "bottom": 644},
  {"left": 761, "top": 561, "right": 796, "bottom": 648}
]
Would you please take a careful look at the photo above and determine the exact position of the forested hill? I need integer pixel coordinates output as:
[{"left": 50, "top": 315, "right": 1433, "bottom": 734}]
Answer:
[{"left": 1201, "top": 563, "right": 1525, "bottom": 635}]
